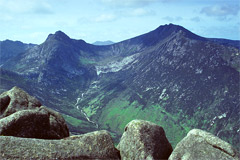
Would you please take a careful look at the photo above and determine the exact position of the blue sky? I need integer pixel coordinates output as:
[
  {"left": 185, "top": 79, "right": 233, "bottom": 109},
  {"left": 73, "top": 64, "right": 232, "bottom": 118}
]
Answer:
[{"left": 0, "top": 0, "right": 239, "bottom": 44}]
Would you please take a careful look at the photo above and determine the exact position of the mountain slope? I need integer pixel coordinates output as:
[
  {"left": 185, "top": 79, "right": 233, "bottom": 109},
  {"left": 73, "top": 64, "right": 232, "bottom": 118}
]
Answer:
[
  {"left": 1, "top": 24, "right": 239, "bottom": 148},
  {"left": 0, "top": 40, "right": 35, "bottom": 65},
  {"left": 75, "top": 25, "right": 240, "bottom": 147}
]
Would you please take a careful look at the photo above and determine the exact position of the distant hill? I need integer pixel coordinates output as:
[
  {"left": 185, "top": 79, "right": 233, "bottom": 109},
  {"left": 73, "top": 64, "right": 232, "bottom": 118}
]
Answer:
[
  {"left": 92, "top": 40, "right": 115, "bottom": 46},
  {"left": 0, "top": 40, "right": 35, "bottom": 65},
  {"left": 0, "top": 24, "right": 239, "bottom": 149}
]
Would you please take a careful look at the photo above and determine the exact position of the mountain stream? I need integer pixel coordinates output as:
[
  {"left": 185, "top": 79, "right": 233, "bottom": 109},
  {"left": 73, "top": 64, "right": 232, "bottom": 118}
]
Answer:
[{"left": 74, "top": 94, "right": 99, "bottom": 128}]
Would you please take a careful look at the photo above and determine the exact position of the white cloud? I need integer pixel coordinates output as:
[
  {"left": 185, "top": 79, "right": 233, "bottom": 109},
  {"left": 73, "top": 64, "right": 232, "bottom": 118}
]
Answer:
[
  {"left": 101, "top": 0, "right": 159, "bottom": 8},
  {"left": 29, "top": 32, "right": 46, "bottom": 39},
  {"left": 130, "top": 8, "right": 155, "bottom": 16},
  {"left": 0, "top": 14, "right": 13, "bottom": 21},
  {"left": 95, "top": 14, "right": 116, "bottom": 22},
  {"left": 176, "top": 17, "right": 183, "bottom": 21},
  {"left": 201, "top": 4, "right": 240, "bottom": 20},
  {"left": 163, "top": 16, "right": 183, "bottom": 22},
  {"left": 33, "top": 2, "right": 53, "bottom": 14},
  {"left": 0, "top": 0, "right": 53, "bottom": 14},
  {"left": 191, "top": 17, "right": 200, "bottom": 22}
]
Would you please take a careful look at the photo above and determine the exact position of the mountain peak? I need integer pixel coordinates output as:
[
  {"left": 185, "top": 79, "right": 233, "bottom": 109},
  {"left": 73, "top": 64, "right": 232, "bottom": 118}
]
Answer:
[
  {"left": 154, "top": 23, "right": 189, "bottom": 37},
  {"left": 151, "top": 23, "right": 205, "bottom": 42},
  {"left": 158, "top": 23, "right": 187, "bottom": 31},
  {"left": 46, "top": 30, "right": 71, "bottom": 42}
]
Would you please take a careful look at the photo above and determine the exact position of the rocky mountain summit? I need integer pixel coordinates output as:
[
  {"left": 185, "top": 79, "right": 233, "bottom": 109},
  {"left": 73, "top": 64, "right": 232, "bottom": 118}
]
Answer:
[
  {"left": 0, "top": 23, "right": 240, "bottom": 150},
  {"left": 0, "top": 87, "right": 239, "bottom": 159}
]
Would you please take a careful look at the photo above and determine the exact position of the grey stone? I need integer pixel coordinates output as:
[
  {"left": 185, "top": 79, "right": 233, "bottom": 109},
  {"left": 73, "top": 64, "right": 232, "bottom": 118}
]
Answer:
[
  {"left": 0, "top": 130, "right": 120, "bottom": 159},
  {"left": 0, "top": 86, "right": 69, "bottom": 139},
  {"left": 117, "top": 119, "right": 173, "bottom": 160},
  {"left": 169, "top": 129, "right": 240, "bottom": 160},
  {"left": 0, "top": 86, "right": 41, "bottom": 118}
]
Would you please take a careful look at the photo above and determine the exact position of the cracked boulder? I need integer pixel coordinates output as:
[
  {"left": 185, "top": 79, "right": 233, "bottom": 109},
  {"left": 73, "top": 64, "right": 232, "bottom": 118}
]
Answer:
[
  {"left": 117, "top": 119, "right": 173, "bottom": 160},
  {"left": 169, "top": 129, "right": 240, "bottom": 160},
  {"left": 0, "top": 86, "right": 69, "bottom": 139},
  {"left": 0, "top": 130, "right": 120, "bottom": 159}
]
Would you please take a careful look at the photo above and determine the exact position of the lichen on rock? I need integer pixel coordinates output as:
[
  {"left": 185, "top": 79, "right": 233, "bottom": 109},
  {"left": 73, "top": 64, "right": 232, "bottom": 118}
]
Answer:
[
  {"left": 0, "top": 86, "right": 69, "bottom": 139},
  {"left": 117, "top": 119, "right": 173, "bottom": 160},
  {"left": 0, "top": 130, "right": 120, "bottom": 159},
  {"left": 169, "top": 129, "right": 240, "bottom": 160}
]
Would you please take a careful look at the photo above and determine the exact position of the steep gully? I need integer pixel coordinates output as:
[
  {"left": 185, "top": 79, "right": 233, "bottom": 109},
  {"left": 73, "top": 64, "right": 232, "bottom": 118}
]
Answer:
[{"left": 74, "top": 93, "right": 99, "bottom": 129}]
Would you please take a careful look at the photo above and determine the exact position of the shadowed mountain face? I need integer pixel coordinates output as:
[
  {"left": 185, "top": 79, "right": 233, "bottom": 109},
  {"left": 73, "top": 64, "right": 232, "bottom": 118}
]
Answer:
[
  {"left": 0, "top": 40, "right": 35, "bottom": 65},
  {"left": 0, "top": 24, "right": 239, "bottom": 148}
]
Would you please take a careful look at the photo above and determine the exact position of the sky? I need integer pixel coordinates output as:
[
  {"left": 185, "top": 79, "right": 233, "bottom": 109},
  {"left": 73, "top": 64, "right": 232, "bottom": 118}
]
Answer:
[{"left": 0, "top": 0, "right": 239, "bottom": 44}]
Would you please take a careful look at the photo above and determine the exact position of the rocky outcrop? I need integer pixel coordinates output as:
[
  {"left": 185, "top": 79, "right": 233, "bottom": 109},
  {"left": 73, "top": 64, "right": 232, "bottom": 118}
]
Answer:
[
  {"left": 0, "top": 86, "right": 41, "bottom": 118},
  {"left": 0, "top": 130, "right": 120, "bottom": 159},
  {"left": 0, "top": 86, "right": 69, "bottom": 139},
  {"left": 0, "top": 87, "right": 120, "bottom": 159},
  {"left": 117, "top": 120, "right": 173, "bottom": 160},
  {"left": 169, "top": 129, "right": 240, "bottom": 160},
  {"left": 1, "top": 87, "right": 239, "bottom": 160}
]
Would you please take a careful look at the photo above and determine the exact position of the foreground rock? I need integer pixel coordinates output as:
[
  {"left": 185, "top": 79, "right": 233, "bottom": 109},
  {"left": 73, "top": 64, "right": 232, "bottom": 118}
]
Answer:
[
  {"left": 0, "top": 86, "right": 69, "bottom": 139},
  {"left": 169, "top": 129, "right": 240, "bottom": 160},
  {"left": 117, "top": 120, "right": 173, "bottom": 160},
  {"left": 0, "top": 130, "right": 120, "bottom": 159},
  {"left": 1, "top": 87, "right": 238, "bottom": 159}
]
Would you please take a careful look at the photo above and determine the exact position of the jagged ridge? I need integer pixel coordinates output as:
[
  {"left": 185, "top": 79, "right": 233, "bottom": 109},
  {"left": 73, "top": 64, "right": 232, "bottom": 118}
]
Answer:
[{"left": 0, "top": 24, "right": 239, "bottom": 150}]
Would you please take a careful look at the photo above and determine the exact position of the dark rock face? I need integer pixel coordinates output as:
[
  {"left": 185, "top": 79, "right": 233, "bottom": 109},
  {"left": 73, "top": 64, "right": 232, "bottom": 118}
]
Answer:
[
  {"left": 0, "top": 130, "right": 120, "bottom": 159},
  {"left": 117, "top": 120, "right": 173, "bottom": 160},
  {"left": 169, "top": 129, "right": 240, "bottom": 160},
  {"left": 0, "top": 40, "right": 35, "bottom": 65},
  {"left": 1, "top": 24, "right": 240, "bottom": 150},
  {"left": 0, "top": 86, "right": 69, "bottom": 139}
]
